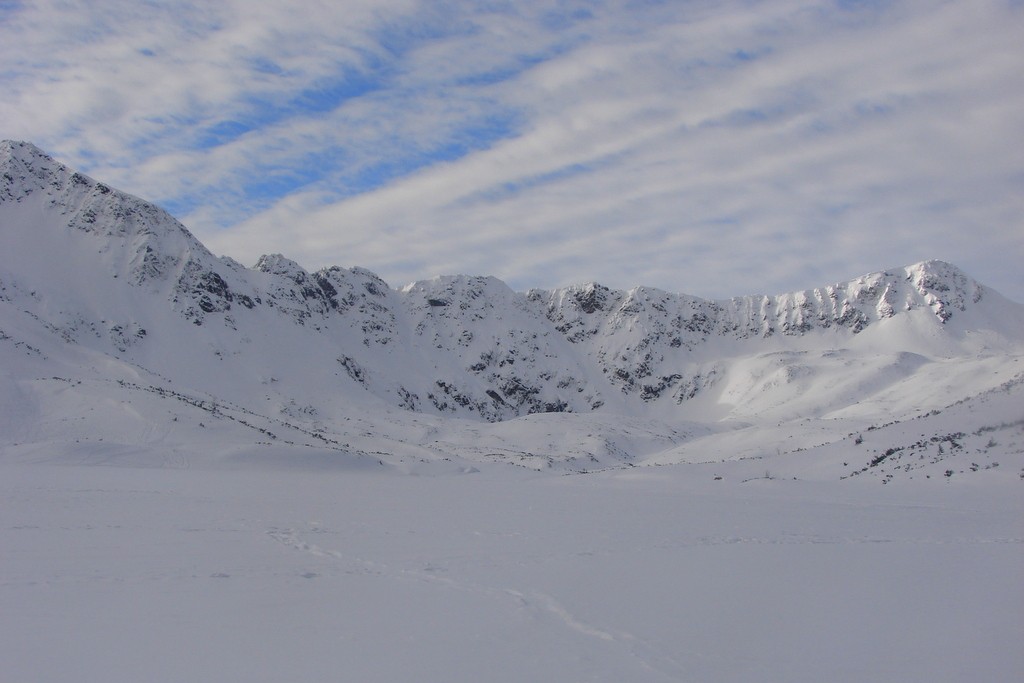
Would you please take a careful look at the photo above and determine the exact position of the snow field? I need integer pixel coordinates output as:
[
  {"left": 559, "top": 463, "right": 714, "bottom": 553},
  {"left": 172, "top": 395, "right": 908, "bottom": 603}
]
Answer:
[
  {"left": 4, "top": 139, "right": 1024, "bottom": 682},
  {"left": 2, "top": 461, "right": 1021, "bottom": 682}
]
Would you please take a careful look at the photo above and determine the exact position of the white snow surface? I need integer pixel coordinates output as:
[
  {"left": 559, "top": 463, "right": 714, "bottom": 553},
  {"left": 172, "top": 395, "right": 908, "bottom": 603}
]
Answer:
[
  {"left": 3, "top": 463, "right": 1021, "bottom": 683},
  {"left": 2, "top": 139, "right": 1023, "bottom": 680}
]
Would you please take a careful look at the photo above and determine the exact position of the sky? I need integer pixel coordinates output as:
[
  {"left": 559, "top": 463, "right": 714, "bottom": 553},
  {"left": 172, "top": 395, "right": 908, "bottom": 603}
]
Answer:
[{"left": 1, "top": 0, "right": 1022, "bottom": 302}]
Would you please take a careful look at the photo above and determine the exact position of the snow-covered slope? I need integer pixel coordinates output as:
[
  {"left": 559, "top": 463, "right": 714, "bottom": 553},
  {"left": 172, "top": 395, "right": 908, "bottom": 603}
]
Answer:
[
  {"left": 5, "top": 141, "right": 1022, "bottom": 683},
  {"left": 2, "top": 139, "right": 1023, "bottom": 474}
]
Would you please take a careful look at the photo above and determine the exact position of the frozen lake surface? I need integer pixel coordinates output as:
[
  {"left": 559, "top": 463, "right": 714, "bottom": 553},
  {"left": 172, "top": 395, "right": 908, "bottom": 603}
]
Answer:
[{"left": 2, "top": 459, "right": 1020, "bottom": 682}]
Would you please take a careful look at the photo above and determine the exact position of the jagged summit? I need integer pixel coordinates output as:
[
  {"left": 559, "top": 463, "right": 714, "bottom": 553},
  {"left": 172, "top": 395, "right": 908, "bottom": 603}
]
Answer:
[
  {"left": 0, "top": 139, "right": 46, "bottom": 161},
  {"left": 1, "top": 137, "right": 204, "bottom": 254},
  {"left": 2, "top": 140, "right": 76, "bottom": 201}
]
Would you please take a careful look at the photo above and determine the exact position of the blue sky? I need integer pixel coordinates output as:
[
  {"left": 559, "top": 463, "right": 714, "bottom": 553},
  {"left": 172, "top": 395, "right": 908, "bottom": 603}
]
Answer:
[{"left": 2, "top": 0, "right": 1022, "bottom": 301}]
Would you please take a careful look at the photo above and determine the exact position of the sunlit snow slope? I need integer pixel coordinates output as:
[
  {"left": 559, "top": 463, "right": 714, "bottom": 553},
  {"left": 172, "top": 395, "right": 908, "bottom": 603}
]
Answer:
[{"left": 2, "top": 139, "right": 1023, "bottom": 476}]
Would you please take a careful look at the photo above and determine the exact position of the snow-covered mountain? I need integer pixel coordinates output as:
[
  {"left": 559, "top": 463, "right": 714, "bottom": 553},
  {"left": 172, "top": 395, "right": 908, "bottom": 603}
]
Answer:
[
  {"left": 2, "top": 139, "right": 1023, "bottom": 475},
  {"left": 6, "top": 140, "right": 1022, "bottom": 683}
]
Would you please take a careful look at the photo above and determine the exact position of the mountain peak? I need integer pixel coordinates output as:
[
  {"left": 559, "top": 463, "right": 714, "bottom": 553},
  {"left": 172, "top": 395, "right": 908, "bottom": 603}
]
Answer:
[
  {"left": 0, "top": 140, "right": 72, "bottom": 188},
  {"left": 255, "top": 253, "right": 310, "bottom": 280},
  {"left": 1, "top": 138, "right": 130, "bottom": 212},
  {"left": 1, "top": 140, "right": 66, "bottom": 201},
  {"left": 0, "top": 139, "right": 48, "bottom": 161},
  {"left": 904, "top": 259, "right": 974, "bottom": 290},
  {"left": 900, "top": 259, "right": 984, "bottom": 322}
]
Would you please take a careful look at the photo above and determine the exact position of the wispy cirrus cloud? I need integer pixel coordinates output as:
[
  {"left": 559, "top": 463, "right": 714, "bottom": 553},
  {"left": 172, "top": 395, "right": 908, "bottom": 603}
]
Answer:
[{"left": 2, "top": 0, "right": 1022, "bottom": 301}]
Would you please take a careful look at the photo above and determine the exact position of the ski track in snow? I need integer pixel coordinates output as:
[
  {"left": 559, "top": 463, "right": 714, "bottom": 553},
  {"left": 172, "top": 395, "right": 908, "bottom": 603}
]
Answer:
[
  {"left": 252, "top": 511, "right": 1022, "bottom": 682},
  {"left": 262, "top": 519, "right": 697, "bottom": 680}
]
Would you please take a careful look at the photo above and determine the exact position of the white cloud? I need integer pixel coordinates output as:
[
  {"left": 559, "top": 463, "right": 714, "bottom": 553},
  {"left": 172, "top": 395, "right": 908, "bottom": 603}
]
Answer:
[{"left": 2, "top": 0, "right": 1022, "bottom": 301}]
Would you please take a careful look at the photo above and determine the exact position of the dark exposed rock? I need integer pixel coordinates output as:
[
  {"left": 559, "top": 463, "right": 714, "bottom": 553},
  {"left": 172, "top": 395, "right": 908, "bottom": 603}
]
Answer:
[{"left": 574, "top": 283, "right": 610, "bottom": 314}]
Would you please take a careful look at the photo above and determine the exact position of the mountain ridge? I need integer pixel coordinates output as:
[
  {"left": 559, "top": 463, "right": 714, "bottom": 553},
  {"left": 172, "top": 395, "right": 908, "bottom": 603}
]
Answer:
[
  {"left": 3, "top": 139, "right": 1023, "bottom": 472},
  {"left": 0, "top": 140, "right": 1002, "bottom": 309}
]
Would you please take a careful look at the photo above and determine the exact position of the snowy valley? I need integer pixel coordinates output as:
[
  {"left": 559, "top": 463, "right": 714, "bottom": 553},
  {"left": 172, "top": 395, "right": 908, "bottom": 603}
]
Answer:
[{"left": 2, "top": 140, "right": 1022, "bottom": 681}]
